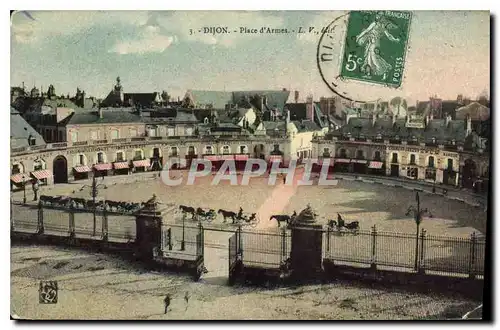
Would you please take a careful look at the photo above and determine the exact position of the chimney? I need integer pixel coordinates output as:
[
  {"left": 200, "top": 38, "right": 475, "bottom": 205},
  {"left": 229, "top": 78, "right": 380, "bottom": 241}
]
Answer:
[
  {"left": 306, "top": 95, "right": 314, "bottom": 121},
  {"left": 294, "top": 91, "right": 299, "bottom": 103},
  {"left": 285, "top": 109, "right": 290, "bottom": 136},
  {"left": 445, "top": 114, "right": 452, "bottom": 127},
  {"left": 98, "top": 108, "right": 103, "bottom": 119},
  {"left": 466, "top": 114, "right": 472, "bottom": 136}
]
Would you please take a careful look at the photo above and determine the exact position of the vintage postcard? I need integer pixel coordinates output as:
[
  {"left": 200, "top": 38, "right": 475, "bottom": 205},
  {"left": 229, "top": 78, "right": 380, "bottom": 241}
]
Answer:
[{"left": 10, "top": 10, "right": 489, "bottom": 320}]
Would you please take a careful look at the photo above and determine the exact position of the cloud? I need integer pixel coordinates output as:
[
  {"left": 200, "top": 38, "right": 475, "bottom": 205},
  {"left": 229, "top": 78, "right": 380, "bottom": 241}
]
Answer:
[
  {"left": 11, "top": 11, "right": 149, "bottom": 44},
  {"left": 108, "top": 25, "right": 175, "bottom": 55}
]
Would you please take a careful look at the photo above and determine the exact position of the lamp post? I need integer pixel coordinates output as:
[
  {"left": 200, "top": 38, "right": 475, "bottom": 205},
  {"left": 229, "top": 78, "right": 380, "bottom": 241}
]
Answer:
[
  {"left": 22, "top": 174, "right": 27, "bottom": 204},
  {"left": 181, "top": 212, "right": 186, "bottom": 251},
  {"left": 80, "top": 169, "right": 107, "bottom": 236},
  {"left": 405, "top": 192, "right": 432, "bottom": 271}
]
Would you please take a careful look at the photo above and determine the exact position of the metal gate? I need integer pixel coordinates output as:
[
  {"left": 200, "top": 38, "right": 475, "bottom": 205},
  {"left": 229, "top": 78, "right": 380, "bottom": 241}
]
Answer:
[{"left": 228, "top": 227, "right": 242, "bottom": 285}]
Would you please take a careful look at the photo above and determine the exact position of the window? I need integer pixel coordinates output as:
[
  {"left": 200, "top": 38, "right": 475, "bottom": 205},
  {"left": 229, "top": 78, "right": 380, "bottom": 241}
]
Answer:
[
  {"left": 356, "top": 150, "right": 364, "bottom": 159},
  {"left": 58, "top": 130, "right": 63, "bottom": 141},
  {"left": 406, "top": 167, "right": 418, "bottom": 179},
  {"left": 409, "top": 154, "right": 416, "bottom": 165},
  {"left": 391, "top": 153, "right": 398, "bottom": 163},
  {"left": 339, "top": 148, "right": 347, "bottom": 158},
  {"left": 148, "top": 126, "right": 157, "bottom": 137},
  {"left": 185, "top": 127, "right": 193, "bottom": 136},
  {"left": 376, "top": 133, "right": 382, "bottom": 140},
  {"left": 447, "top": 159, "right": 453, "bottom": 171},
  {"left": 428, "top": 156, "right": 435, "bottom": 168},
  {"left": 111, "top": 129, "right": 119, "bottom": 139},
  {"left": 205, "top": 146, "right": 213, "bottom": 155},
  {"left": 134, "top": 150, "right": 143, "bottom": 160},
  {"left": 90, "top": 130, "right": 99, "bottom": 140},
  {"left": 425, "top": 168, "right": 436, "bottom": 181},
  {"left": 432, "top": 137, "right": 436, "bottom": 144},
  {"left": 323, "top": 148, "right": 330, "bottom": 157},
  {"left": 129, "top": 128, "right": 137, "bottom": 137},
  {"left": 170, "top": 147, "right": 178, "bottom": 157},
  {"left": 222, "top": 146, "right": 230, "bottom": 154},
  {"left": 374, "top": 151, "right": 381, "bottom": 161},
  {"left": 116, "top": 152, "right": 124, "bottom": 162},
  {"left": 188, "top": 146, "right": 195, "bottom": 155},
  {"left": 273, "top": 144, "right": 280, "bottom": 152},
  {"left": 70, "top": 131, "right": 78, "bottom": 143},
  {"left": 204, "top": 117, "right": 209, "bottom": 124},
  {"left": 33, "top": 160, "right": 44, "bottom": 171},
  {"left": 12, "top": 164, "right": 20, "bottom": 175},
  {"left": 167, "top": 127, "right": 175, "bottom": 136},
  {"left": 28, "top": 135, "right": 36, "bottom": 146},
  {"left": 239, "top": 146, "right": 247, "bottom": 154},
  {"left": 153, "top": 148, "right": 160, "bottom": 158},
  {"left": 97, "top": 152, "right": 104, "bottom": 163}
]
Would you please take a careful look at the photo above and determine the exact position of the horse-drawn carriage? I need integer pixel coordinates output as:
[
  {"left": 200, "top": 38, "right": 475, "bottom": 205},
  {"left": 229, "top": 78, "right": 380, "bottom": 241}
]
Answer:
[
  {"left": 327, "top": 213, "right": 360, "bottom": 234},
  {"left": 178, "top": 205, "right": 260, "bottom": 227}
]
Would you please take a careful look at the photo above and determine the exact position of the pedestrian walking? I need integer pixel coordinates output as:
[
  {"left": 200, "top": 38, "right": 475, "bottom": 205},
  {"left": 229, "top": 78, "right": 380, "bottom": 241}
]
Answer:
[
  {"left": 164, "top": 294, "right": 171, "bottom": 314},
  {"left": 184, "top": 291, "right": 190, "bottom": 311},
  {"left": 283, "top": 175, "right": 286, "bottom": 185}
]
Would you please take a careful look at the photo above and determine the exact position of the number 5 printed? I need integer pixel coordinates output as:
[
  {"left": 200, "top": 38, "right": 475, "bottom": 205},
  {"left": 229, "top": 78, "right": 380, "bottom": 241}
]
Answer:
[{"left": 345, "top": 54, "right": 358, "bottom": 72}]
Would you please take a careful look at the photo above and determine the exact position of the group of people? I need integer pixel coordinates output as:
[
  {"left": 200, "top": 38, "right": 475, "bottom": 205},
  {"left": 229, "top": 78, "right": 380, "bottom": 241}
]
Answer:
[{"left": 163, "top": 291, "right": 190, "bottom": 315}]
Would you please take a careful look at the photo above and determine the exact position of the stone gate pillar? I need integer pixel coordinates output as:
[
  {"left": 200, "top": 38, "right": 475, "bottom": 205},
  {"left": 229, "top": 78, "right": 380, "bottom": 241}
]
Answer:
[
  {"left": 289, "top": 204, "right": 323, "bottom": 279},
  {"left": 135, "top": 194, "right": 169, "bottom": 261}
]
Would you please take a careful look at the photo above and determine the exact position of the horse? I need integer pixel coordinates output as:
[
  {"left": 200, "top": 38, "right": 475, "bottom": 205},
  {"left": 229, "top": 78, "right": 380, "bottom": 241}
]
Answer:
[
  {"left": 179, "top": 205, "right": 196, "bottom": 218},
  {"left": 270, "top": 215, "right": 290, "bottom": 227},
  {"left": 218, "top": 209, "right": 237, "bottom": 223}
]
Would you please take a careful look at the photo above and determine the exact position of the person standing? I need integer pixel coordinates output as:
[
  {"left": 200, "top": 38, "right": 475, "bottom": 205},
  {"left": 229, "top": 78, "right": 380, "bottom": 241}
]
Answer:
[
  {"left": 32, "top": 179, "right": 40, "bottom": 201},
  {"left": 164, "top": 294, "right": 171, "bottom": 314}
]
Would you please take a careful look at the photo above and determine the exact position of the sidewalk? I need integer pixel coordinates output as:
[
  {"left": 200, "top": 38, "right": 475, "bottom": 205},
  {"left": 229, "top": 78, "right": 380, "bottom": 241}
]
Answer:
[{"left": 330, "top": 173, "right": 487, "bottom": 210}]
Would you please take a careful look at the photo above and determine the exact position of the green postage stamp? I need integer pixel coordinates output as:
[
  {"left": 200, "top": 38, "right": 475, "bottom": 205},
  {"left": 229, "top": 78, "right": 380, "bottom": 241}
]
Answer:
[{"left": 340, "top": 10, "right": 412, "bottom": 88}]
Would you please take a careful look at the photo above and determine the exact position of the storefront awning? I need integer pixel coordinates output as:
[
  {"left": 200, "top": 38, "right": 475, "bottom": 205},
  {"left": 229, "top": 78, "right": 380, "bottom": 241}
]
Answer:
[
  {"left": 10, "top": 173, "right": 30, "bottom": 183},
  {"left": 73, "top": 165, "right": 91, "bottom": 173},
  {"left": 113, "top": 162, "right": 130, "bottom": 169},
  {"left": 334, "top": 158, "right": 351, "bottom": 163},
  {"left": 204, "top": 155, "right": 220, "bottom": 162},
  {"left": 368, "top": 161, "right": 384, "bottom": 169},
  {"left": 94, "top": 163, "right": 112, "bottom": 171},
  {"left": 30, "top": 170, "right": 52, "bottom": 180},
  {"left": 235, "top": 154, "right": 249, "bottom": 161},
  {"left": 352, "top": 159, "right": 368, "bottom": 164},
  {"left": 318, "top": 158, "right": 334, "bottom": 166},
  {"left": 268, "top": 155, "right": 283, "bottom": 162},
  {"left": 220, "top": 154, "right": 234, "bottom": 160},
  {"left": 132, "top": 159, "right": 150, "bottom": 168}
]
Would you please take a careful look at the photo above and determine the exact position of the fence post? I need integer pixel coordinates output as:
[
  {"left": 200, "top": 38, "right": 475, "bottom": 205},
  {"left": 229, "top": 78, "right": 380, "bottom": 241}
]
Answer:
[
  {"left": 281, "top": 227, "right": 286, "bottom": 264},
  {"left": 326, "top": 225, "right": 331, "bottom": 254},
  {"left": 237, "top": 225, "right": 243, "bottom": 257},
  {"left": 102, "top": 204, "right": 109, "bottom": 242},
  {"left": 167, "top": 228, "right": 172, "bottom": 250},
  {"left": 418, "top": 229, "right": 426, "bottom": 274},
  {"left": 370, "top": 225, "right": 377, "bottom": 270},
  {"left": 469, "top": 232, "right": 477, "bottom": 280},
  {"left": 37, "top": 201, "right": 44, "bottom": 235}
]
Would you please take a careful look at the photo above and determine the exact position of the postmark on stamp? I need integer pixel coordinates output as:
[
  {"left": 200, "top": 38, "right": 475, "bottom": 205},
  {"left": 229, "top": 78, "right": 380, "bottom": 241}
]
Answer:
[{"left": 339, "top": 10, "right": 412, "bottom": 87}]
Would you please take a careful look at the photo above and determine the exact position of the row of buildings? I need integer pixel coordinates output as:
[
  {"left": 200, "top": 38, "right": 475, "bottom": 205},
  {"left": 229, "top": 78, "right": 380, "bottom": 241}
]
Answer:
[{"left": 10, "top": 78, "right": 490, "bottom": 192}]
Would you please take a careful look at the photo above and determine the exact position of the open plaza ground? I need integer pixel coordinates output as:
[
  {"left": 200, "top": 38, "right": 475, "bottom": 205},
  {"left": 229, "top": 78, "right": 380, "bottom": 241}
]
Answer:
[{"left": 11, "top": 172, "right": 486, "bottom": 319}]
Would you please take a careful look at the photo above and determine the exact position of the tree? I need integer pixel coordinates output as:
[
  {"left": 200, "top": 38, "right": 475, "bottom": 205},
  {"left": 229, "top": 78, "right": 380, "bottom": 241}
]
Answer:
[{"left": 161, "top": 90, "right": 170, "bottom": 103}]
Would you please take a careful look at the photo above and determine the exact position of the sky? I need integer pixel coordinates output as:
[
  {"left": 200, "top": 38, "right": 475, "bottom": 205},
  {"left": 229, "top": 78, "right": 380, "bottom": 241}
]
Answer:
[{"left": 10, "top": 10, "right": 490, "bottom": 105}]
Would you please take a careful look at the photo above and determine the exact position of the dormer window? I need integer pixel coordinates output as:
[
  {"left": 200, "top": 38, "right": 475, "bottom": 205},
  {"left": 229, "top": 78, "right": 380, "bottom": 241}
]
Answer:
[
  {"left": 412, "top": 135, "right": 417, "bottom": 141},
  {"left": 395, "top": 135, "right": 400, "bottom": 140},
  {"left": 28, "top": 134, "right": 36, "bottom": 146},
  {"left": 432, "top": 137, "right": 436, "bottom": 144},
  {"left": 204, "top": 117, "right": 209, "bottom": 124},
  {"left": 452, "top": 139, "right": 456, "bottom": 145},
  {"left": 376, "top": 133, "right": 382, "bottom": 140}
]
